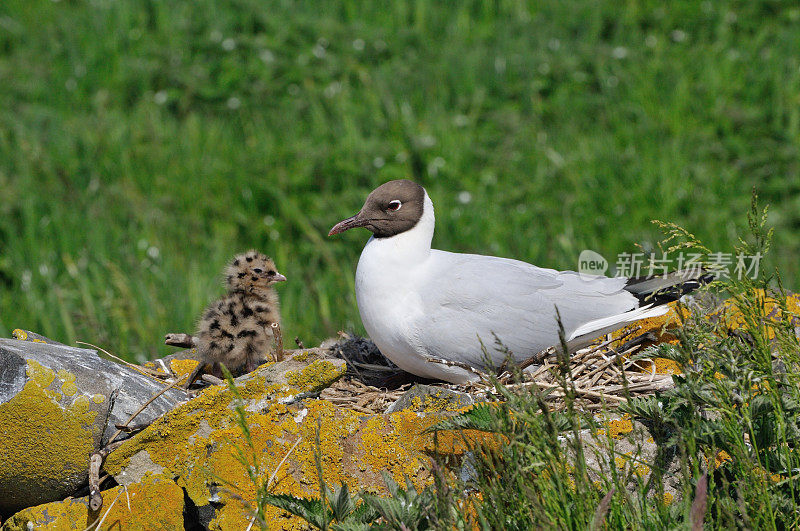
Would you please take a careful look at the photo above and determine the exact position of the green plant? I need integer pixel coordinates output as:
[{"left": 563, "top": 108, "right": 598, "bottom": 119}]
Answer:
[
  {"left": 257, "top": 422, "right": 381, "bottom": 531},
  {"left": 621, "top": 195, "right": 800, "bottom": 528}
]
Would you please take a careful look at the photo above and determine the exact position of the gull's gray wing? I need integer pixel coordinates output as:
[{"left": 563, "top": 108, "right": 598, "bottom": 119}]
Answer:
[{"left": 410, "top": 251, "right": 638, "bottom": 368}]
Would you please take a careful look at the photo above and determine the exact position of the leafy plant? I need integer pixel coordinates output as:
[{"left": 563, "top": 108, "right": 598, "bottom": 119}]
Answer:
[
  {"left": 259, "top": 482, "right": 379, "bottom": 531},
  {"left": 620, "top": 194, "right": 800, "bottom": 528}
]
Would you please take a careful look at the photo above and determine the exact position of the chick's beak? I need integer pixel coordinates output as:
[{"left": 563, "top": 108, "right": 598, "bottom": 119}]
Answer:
[
  {"left": 328, "top": 212, "right": 369, "bottom": 236},
  {"left": 272, "top": 272, "right": 287, "bottom": 282}
]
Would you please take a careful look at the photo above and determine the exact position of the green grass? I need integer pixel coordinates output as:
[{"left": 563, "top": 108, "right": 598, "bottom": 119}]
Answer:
[{"left": 0, "top": 0, "right": 798, "bottom": 361}]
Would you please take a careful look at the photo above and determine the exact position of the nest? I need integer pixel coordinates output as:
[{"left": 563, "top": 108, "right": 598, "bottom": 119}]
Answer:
[
  {"left": 481, "top": 327, "right": 676, "bottom": 410},
  {"left": 323, "top": 327, "right": 676, "bottom": 415},
  {"left": 328, "top": 332, "right": 426, "bottom": 389},
  {"left": 320, "top": 379, "right": 413, "bottom": 414}
]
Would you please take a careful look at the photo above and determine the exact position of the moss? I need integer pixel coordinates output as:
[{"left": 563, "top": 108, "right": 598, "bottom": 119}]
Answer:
[
  {"left": 285, "top": 360, "right": 346, "bottom": 392},
  {"left": 3, "top": 474, "right": 184, "bottom": 530},
  {"left": 0, "top": 361, "right": 98, "bottom": 511}
]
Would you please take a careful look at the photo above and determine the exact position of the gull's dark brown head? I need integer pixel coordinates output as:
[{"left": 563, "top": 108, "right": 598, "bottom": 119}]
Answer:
[
  {"left": 225, "top": 250, "right": 286, "bottom": 296},
  {"left": 328, "top": 179, "right": 426, "bottom": 238}
]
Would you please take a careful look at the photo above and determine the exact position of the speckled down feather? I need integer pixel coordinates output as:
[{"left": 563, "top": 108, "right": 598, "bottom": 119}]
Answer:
[{"left": 195, "top": 250, "right": 284, "bottom": 374}]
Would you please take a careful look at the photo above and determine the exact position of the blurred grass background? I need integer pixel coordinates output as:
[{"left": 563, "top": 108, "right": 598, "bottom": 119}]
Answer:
[{"left": 0, "top": 0, "right": 798, "bottom": 362}]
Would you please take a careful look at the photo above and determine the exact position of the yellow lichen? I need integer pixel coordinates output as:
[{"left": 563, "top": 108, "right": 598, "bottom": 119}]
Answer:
[
  {"left": 3, "top": 474, "right": 184, "bottom": 530},
  {"left": 28, "top": 360, "right": 56, "bottom": 388},
  {"left": 72, "top": 395, "right": 91, "bottom": 413},
  {"left": 611, "top": 303, "right": 688, "bottom": 346},
  {"left": 170, "top": 358, "right": 200, "bottom": 377},
  {"left": 716, "top": 290, "right": 800, "bottom": 340},
  {"left": 603, "top": 417, "right": 634, "bottom": 439},
  {"left": 92, "top": 394, "right": 106, "bottom": 404},
  {"left": 57, "top": 369, "right": 76, "bottom": 382},
  {"left": 0, "top": 361, "right": 98, "bottom": 511},
  {"left": 292, "top": 351, "right": 310, "bottom": 362},
  {"left": 285, "top": 360, "right": 346, "bottom": 392},
  {"left": 714, "top": 450, "right": 732, "bottom": 468},
  {"left": 12, "top": 329, "right": 28, "bottom": 340},
  {"left": 241, "top": 375, "right": 269, "bottom": 399},
  {"left": 56, "top": 368, "right": 79, "bottom": 396},
  {"left": 610, "top": 293, "right": 800, "bottom": 376},
  {"left": 654, "top": 357, "right": 682, "bottom": 374},
  {"left": 62, "top": 380, "right": 78, "bottom": 396},
  {"left": 405, "top": 391, "right": 471, "bottom": 413}
]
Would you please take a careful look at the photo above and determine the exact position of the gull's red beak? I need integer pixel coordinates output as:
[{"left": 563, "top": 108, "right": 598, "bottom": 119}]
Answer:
[{"left": 328, "top": 214, "right": 368, "bottom": 236}]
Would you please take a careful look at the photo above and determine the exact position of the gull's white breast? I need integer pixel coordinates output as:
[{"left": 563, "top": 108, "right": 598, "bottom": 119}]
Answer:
[{"left": 354, "top": 195, "right": 480, "bottom": 382}]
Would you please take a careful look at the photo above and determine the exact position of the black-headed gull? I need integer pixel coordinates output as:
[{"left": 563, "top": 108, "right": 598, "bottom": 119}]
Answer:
[{"left": 329, "top": 179, "right": 700, "bottom": 383}]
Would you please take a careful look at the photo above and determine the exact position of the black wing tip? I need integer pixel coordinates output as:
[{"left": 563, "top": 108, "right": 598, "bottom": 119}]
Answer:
[{"left": 625, "top": 270, "right": 715, "bottom": 305}]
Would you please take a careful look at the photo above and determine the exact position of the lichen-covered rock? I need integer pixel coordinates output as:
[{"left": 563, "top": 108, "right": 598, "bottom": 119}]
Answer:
[
  {"left": 102, "top": 351, "right": 493, "bottom": 530},
  {"left": 609, "top": 293, "right": 800, "bottom": 375},
  {"left": 386, "top": 384, "right": 475, "bottom": 413},
  {"left": 0, "top": 337, "right": 184, "bottom": 515},
  {"left": 1, "top": 474, "right": 185, "bottom": 530},
  {"left": 578, "top": 414, "right": 682, "bottom": 506}
]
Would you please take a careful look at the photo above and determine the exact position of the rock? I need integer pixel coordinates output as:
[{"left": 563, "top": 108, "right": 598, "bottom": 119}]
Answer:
[
  {"left": 1, "top": 474, "right": 186, "bottom": 530},
  {"left": 570, "top": 414, "right": 681, "bottom": 506},
  {"left": 0, "top": 337, "right": 185, "bottom": 515},
  {"left": 145, "top": 346, "right": 201, "bottom": 378},
  {"left": 386, "top": 384, "right": 475, "bottom": 414},
  {"left": 11, "top": 328, "right": 67, "bottom": 346},
  {"left": 98, "top": 351, "right": 494, "bottom": 529}
]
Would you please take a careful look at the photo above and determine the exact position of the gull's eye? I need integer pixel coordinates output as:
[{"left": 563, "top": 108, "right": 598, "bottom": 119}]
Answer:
[
  {"left": 267, "top": 270, "right": 276, "bottom": 276},
  {"left": 387, "top": 200, "right": 402, "bottom": 212},
  {"left": 253, "top": 268, "right": 263, "bottom": 274}
]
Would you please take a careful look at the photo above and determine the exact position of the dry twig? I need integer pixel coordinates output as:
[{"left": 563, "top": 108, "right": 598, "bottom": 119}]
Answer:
[
  {"left": 271, "top": 322, "right": 284, "bottom": 362},
  {"left": 426, "top": 356, "right": 491, "bottom": 380}
]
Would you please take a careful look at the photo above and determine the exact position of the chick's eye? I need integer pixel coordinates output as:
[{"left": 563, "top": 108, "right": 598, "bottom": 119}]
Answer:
[
  {"left": 387, "top": 200, "right": 402, "bottom": 212},
  {"left": 267, "top": 270, "right": 276, "bottom": 276},
  {"left": 253, "top": 268, "right": 263, "bottom": 274}
]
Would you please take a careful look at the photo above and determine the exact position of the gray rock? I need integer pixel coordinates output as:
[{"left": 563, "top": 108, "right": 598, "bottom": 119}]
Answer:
[
  {"left": 386, "top": 384, "right": 475, "bottom": 414},
  {"left": 10, "top": 328, "right": 68, "bottom": 346},
  {"left": 0, "top": 337, "right": 185, "bottom": 515}
]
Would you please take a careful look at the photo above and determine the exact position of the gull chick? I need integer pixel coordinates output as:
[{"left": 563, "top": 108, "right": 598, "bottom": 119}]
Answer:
[
  {"left": 329, "top": 179, "right": 704, "bottom": 383},
  {"left": 191, "top": 250, "right": 285, "bottom": 383}
]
